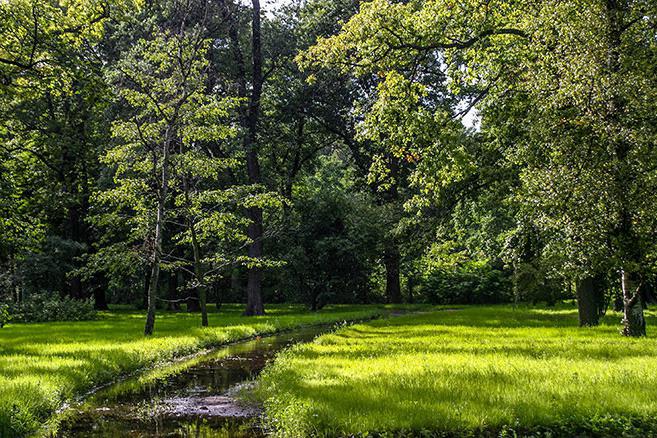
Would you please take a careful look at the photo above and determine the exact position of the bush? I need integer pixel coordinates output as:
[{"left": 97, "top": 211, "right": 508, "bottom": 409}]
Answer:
[
  {"left": 0, "top": 304, "right": 10, "bottom": 328},
  {"left": 9, "top": 294, "right": 96, "bottom": 323},
  {"left": 422, "top": 262, "right": 513, "bottom": 305}
]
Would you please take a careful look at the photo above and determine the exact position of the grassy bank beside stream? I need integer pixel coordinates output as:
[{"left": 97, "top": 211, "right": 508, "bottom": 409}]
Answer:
[
  {"left": 255, "top": 305, "right": 657, "bottom": 437},
  {"left": 0, "top": 303, "right": 392, "bottom": 437}
]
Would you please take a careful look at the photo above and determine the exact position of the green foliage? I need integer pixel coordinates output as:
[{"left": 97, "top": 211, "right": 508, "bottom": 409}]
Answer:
[
  {"left": 0, "top": 303, "right": 9, "bottom": 328},
  {"left": 255, "top": 306, "right": 657, "bottom": 437},
  {"left": 8, "top": 294, "right": 96, "bottom": 323},
  {"left": 421, "top": 261, "right": 511, "bottom": 305},
  {"left": 0, "top": 304, "right": 386, "bottom": 437},
  {"left": 272, "top": 156, "right": 384, "bottom": 307}
]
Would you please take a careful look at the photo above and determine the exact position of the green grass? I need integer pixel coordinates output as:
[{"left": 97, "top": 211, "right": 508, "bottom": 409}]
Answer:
[
  {"left": 255, "top": 305, "right": 657, "bottom": 437},
  {"left": 0, "top": 303, "right": 389, "bottom": 437}
]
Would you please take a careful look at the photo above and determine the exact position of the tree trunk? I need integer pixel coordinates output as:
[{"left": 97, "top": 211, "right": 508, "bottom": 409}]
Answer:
[
  {"left": 144, "top": 258, "right": 160, "bottom": 336},
  {"left": 190, "top": 220, "right": 208, "bottom": 327},
  {"left": 167, "top": 271, "right": 180, "bottom": 311},
  {"left": 621, "top": 270, "right": 646, "bottom": 336},
  {"left": 230, "top": 268, "right": 241, "bottom": 301},
  {"left": 576, "top": 276, "right": 604, "bottom": 326},
  {"left": 187, "top": 288, "right": 200, "bottom": 312},
  {"left": 92, "top": 273, "right": 109, "bottom": 311},
  {"left": 144, "top": 133, "right": 171, "bottom": 336},
  {"left": 407, "top": 275, "right": 415, "bottom": 304},
  {"left": 243, "top": 0, "right": 265, "bottom": 316},
  {"left": 140, "top": 269, "right": 149, "bottom": 310},
  {"left": 384, "top": 245, "right": 402, "bottom": 304},
  {"left": 68, "top": 194, "right": 83, "bottom": 300},
  {"left": 217, "top": 0, "right": 265, "bottom": 316}
]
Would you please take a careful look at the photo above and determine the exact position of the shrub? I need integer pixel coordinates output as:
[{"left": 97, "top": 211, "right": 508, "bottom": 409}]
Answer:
[
  {"left": 0, "top": 304, "right": 10, "bottom": 328},
  {"left": 421, "top": 261, "right": 513, "bottom": 305},
  {"left": 9, "top": 294, "right": 96, "bottom": 323}
]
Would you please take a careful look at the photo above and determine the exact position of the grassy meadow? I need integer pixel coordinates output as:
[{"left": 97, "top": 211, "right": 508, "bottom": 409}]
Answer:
[
  {"left": 255, "top": 305, "right": 657, "bottom": 437},
  {"left": 0, "top": 303, "right": 388, "bottom": 437}
]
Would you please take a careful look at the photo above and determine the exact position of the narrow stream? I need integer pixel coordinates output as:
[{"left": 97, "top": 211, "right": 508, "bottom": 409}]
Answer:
[{"left": 54, "top": 324, "right": 333, "bottom": 437}]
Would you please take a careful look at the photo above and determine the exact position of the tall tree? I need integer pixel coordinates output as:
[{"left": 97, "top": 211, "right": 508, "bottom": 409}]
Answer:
[
  {"left": 300, "top": 0, "right": 657, "bottom": 335},
  {"left": 101, "top": 26, "right": 237, "bottom": 334}
]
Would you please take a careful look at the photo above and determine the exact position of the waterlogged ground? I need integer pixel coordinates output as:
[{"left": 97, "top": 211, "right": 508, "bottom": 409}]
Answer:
[{"left": 54, "top": 325, "right": 334, "bottom": 437}]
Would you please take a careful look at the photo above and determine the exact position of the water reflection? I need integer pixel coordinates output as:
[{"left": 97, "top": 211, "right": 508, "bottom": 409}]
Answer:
[{"left": 55, "top": 325, "right": 332, "bottom": 437}]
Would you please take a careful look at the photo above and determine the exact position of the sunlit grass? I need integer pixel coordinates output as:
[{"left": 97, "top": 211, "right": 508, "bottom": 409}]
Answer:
[
  {"left": 255, "top": 306, "right": 657, "bottom": 437},
  {"left": 0, "top": 303, "right": 389, "bottom": 437}
]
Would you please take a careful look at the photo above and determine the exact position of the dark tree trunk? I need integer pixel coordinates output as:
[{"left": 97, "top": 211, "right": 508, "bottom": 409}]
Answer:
[
  {"left": 407, "top": 275, "right": 415, "bottom": 304},
  {"left": 384, "top": 245, "right": 402, "bottom": 304},
  {"left": 214, "top": 281, "right": 223, "bottom": 311},
  {"left": 243, "top": 0, "right": 265, "bottom": 316},
  {"left": 70, "top": 277, "right": 84, "bottom": 300},
  {"left": 219, "top": 0, "right": 265, "bottom": 316},
  {"left": 187, "top": 289, "right": 200, "bottom": 312},
  {"left": 68, "top": 204, "right": 85, "bottom": 300},
  {"left": 244, "top": 208, "right": 264, "bottom": 315},
  {"left": 190, "top": 222, "right": 208, "bottom": 326},
  {"left": 576, "top": 276, "right": 605, "bottom": 326},
  {"left": 167, "top": 271, "right": 180, "bottom": 311},
  {"left": 93, "top": 288, "right": 109, "bottom": 310},
  {"left": 144, "top": 260, "right": 159, "bottom": 336},
  {"left": 230, "top": 268, "right": 241, "bottom": 301},
  {"left": 140, "top": 270, "right": 150, "bottom": 310},
  {"left": 92, "top": 272, "right": 109, "bottom": 310}
]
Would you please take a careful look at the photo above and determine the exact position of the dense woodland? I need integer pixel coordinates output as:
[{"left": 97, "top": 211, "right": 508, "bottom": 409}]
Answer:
[{"left": 1, "top": 0, "right": 656, "bottom": 337}]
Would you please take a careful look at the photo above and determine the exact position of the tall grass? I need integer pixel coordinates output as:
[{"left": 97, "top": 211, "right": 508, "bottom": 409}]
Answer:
[
  {"left": 255, "top": 306, "right": 657, "bottom": 437},
  {"left": 0, "top": 304, "right": 386, "bottom": 437}
]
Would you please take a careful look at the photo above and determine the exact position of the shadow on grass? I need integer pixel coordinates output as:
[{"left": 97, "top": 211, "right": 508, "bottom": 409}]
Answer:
[{"left": 257, "top": 305, "right": 657, "bottom": 436}]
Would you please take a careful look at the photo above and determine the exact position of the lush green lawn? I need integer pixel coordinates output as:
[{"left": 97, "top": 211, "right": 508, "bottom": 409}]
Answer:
[
  {"left": 255, "top": 306, "right": 657, "bottom": 437},
  {"left": 0, "top": 304, "right": 389, "bottom": 437}
]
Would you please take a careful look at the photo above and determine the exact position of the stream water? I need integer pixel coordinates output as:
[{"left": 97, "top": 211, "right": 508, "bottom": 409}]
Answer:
[{"left": 54, "top": 324, "right": 333, "bottom": 438}]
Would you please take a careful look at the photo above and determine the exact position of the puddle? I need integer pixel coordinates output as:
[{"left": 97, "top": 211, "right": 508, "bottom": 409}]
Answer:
[{"left": 53, "top": 325, "right": 335, "bottom": 437}]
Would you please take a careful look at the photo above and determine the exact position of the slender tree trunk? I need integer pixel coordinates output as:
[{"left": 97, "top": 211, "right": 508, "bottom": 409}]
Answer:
[
  {"left": 230, "top": 268, "right": 241, "bottom": 301},
  {"left": 144, "top": 134, "right": 171, "bottom": 336},
  {"left": 407, "top": 275, "right": 415, "bottom": 304},
  {"left": 144, "top": 257, "right": 160, "bottom": 336},
  {"left": 217, "top": 0, "right": 265, "bottom": 316},
  {"left": 243, "top": 0, "right": 265, "bottom": 316},
  {"left": 621, "top": 270, "right": 646, "bottom": 336},
  {"left": 605, "top": 0, "right": 646, "bottom": 336},
  {"left": 68, "top": 204, "right": 84, "bottom": 300},
  {"left": 92, "top": 274, "right": 109, "bottom": 310},
  {"left": 384, "top": 244, "right": 402, "bottom": 304},
  {"left": 181, "top": 169, "right": 208, "bottom": 326},
  {"left": 167, "top": 271, "right": 179, "bottom": 311},
  {"left": 140, "top": 269, "right": 149, "bottom": 310},
  {"left": 190, "top": 221, "right": 208, "bottom": 327},
  {"left": 576, "top": 276, "right": 604, "bottom": 326},
  {"left": 187, "top": 287, "right": 200, "bottom": 312}
]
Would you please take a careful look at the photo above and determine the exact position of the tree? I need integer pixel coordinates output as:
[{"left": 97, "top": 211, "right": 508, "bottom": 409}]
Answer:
[
  {"left": 300, "top": 0, "right": 657, "bottom": 336},
  {"left": 100, "top": 26, "right": 237, "bottom": 334},
  {"left": 0, "top": 0, "right": 126, "bottom": 307}
]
